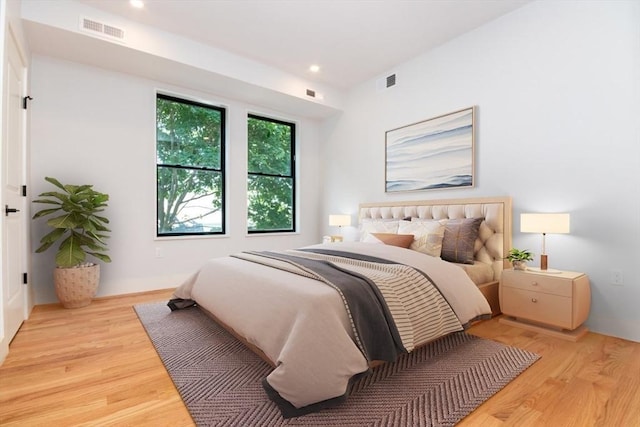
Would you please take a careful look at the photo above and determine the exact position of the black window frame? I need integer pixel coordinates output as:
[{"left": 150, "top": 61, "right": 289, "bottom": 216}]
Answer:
[
  {"left": 155, "top": 93, "right": 226, "bottom": 237},
  {"left": 247, "top": 114, "right": 296, "bottom": 234}
]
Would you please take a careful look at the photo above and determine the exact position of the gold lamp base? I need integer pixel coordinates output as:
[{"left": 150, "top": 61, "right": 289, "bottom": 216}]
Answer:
[{"left": 330, "top": 235, "right": 343, "bottom": 242}]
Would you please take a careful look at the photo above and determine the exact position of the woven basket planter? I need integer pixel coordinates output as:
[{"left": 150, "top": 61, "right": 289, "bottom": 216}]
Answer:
[{"left": 54, "top": 264, "right": 100, "bottom": 308}]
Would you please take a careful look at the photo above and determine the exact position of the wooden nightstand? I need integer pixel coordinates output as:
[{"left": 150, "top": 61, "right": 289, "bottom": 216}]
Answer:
[{"left": 499, "top": 269, "right": 591, "bottom": 341}]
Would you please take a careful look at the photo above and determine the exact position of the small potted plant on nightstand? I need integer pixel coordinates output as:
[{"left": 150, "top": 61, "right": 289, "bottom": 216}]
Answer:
[
  {"left": 506, "top": 248, "right": 533, "bottom": 271},
  {"left": 32, "top": 177, "right": 111, "bottom": 308}
]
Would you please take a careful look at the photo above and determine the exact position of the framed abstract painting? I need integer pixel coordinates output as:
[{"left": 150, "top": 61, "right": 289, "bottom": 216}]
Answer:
[{"left": 385, "top": 107, "right": 475, "bottom": 192}]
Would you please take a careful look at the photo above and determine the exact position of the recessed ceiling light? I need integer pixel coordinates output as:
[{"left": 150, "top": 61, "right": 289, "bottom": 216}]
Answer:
[
  {"left": 309, "top": 65, "right": 320, "bottom": 73},
  {"left": 130, "top": 0, "right": 144, "bottom": 9}
]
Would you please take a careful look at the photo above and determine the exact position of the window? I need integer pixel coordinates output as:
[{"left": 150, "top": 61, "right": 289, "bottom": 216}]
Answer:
[
  {"left": 156, "top": 94, "right": 225, "bottom": 236},
  {"left": 247, "top": 115, "right": 296, "bottom": 233}
]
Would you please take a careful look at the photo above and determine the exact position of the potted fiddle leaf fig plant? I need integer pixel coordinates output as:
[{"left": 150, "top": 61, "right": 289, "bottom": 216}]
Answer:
[
  {"left": 32, "top": 177, "right": 111, "bottom": 308},
  {"left": 506, "top": 248, "right": 533, "bottom": 271}
]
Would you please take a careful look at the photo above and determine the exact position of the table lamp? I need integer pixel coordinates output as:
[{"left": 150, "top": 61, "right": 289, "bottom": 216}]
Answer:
[
  {"left": 329, "top": 214, "right": 351, "bottom": 242},
  {"left": 520, "top": 213, "right": 570, "bottom": 272}
]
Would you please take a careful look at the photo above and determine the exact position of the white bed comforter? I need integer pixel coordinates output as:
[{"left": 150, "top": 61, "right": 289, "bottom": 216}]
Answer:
[{"left": 173, "top": 242, "right": 491, "bottom": 411}]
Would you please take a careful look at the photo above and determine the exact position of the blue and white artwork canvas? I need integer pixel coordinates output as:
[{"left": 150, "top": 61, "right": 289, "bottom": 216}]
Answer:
[{"left": 385, "top": 107, "right": 475, "bottom": 192}]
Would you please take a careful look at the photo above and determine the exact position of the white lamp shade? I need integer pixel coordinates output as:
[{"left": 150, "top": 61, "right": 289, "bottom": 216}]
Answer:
[
  {"left": 521, "top": 213, "right": 570, "bottom": 234},
  {"left": 329, "top": 214, "right": 351, "bottom": 227}
]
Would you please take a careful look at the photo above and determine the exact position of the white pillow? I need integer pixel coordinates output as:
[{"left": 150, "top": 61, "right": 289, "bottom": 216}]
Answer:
[
  {"left": 397, "top": 219, "right": 445, "bottom": 257},
  {"left": 359, "top": 219, "right": 400, "bottom": 241},
  {"left": 362, "top": 233, "right": 384, "bottom": 244}
]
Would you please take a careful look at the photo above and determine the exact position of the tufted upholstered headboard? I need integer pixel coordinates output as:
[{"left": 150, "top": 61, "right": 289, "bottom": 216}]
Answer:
[{"left": 359, "top": 196, "right": 512, "bottom": 283}]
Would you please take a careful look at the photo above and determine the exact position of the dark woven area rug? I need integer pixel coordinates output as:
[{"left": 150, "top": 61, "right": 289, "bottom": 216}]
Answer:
[{"left": 135, "top": 303, "right": 539, "bottom": 427}]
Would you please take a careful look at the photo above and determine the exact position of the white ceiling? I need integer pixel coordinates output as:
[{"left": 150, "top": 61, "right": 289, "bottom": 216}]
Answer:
[{"left": 76, "top": 0, "right": 531, "bottom": 90}]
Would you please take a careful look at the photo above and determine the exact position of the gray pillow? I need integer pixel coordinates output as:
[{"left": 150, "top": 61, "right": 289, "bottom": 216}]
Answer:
[{"left": 441, "top": 218, "right": 483, "bottom": 264}]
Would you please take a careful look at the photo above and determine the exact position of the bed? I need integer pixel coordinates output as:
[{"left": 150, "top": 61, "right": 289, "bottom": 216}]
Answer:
[
  {"left": 171, "top": 196, "right": 512, "bottom": 417},
  {"left": 358, "top": 196, "right": 512, "bottom": 317}
]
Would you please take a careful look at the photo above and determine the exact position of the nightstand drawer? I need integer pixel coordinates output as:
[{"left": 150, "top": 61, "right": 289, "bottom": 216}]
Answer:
[
  {"left": 501, "top": 287, "right": 572, "bottom": 329},
  {"left": 501, "top": 270, "right": 572, "bottom": 297}
]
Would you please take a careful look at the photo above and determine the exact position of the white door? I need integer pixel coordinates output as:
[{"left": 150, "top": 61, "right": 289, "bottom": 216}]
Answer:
[{"left": 2, "top": 30, "right": 27, "bottom": 344}]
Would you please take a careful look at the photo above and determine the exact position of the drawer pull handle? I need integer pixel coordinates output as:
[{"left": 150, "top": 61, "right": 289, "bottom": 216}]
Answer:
[
  {"left": 531, "top": 281, "right": 538, "bottom": 286},
  {"left": 531, "top": 298, "right": 538, "bottom": 303}
]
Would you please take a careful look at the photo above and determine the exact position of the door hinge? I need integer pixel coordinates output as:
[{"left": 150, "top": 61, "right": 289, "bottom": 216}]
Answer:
[
  {"left": 23, "top": 96, "right": 33, "bottom": 110},
  {"left": 22, "top": 185, "right": 27, "bottom": 197},
  {"left": 23, "top": 272, "right": 28, "bottom": 284}
]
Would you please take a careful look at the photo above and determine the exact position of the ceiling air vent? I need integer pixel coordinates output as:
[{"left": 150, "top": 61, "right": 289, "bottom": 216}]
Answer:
[
  {"left": 386, "top": 74, "right": 396, "bottom": 88},
  {"left": 80, "top": 17, "right": 126, "bottom": 42},
  {"left": 377, "top": 73, "right": 397, "bottom": 91},
  {"left": 103, "top": 24, "right": 125, "bottom": 39}
]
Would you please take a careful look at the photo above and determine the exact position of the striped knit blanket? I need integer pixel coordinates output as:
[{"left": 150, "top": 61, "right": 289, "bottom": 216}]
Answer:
[{"left": 232, "top": 249, "right": 463, "bottom": 363}]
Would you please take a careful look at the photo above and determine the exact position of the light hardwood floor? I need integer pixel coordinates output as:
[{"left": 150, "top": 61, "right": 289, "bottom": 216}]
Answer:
[{"left": 1, "top": 290, "right": 638, "bottom": 426}]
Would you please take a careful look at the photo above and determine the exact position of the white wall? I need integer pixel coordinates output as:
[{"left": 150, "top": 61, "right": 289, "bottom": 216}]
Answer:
[
  {"left": 29, "top": 55, "right": 324, "bottom": 304},
  {"left": 322, "top": 1, "right": 640, "bottom": 341}
]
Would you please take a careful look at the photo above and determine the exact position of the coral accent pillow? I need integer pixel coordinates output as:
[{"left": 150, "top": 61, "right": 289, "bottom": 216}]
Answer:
[
  {"left": 441, "top": 218, "right": 483, "bottom": 264},
  {"left": 367, "top": 233, "right": 415, "bottom": 248}
]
